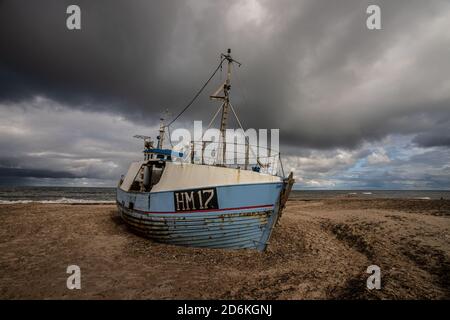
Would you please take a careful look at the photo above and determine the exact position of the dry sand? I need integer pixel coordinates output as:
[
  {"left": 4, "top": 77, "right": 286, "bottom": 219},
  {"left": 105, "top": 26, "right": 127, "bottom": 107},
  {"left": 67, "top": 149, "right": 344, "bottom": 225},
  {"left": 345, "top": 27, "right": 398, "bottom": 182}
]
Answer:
[{"left": 0, "top": 199, "right": 449, "bottom": 299}]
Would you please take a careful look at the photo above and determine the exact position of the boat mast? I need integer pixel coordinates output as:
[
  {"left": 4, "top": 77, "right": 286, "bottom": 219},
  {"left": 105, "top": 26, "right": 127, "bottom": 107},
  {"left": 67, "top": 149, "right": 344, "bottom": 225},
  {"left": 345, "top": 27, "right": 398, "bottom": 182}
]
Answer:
[
  {"left": 218, "top": 48, "right": 242, "bottom": 165},
  {"left": 157, "top": 117, "right": 165, "bottom": 149},
  {"left": 219, "top": 49, "right": 233, "bottom": 164},
  {"left": 208, "top": 49, "right": 241, "bottom": 165}
]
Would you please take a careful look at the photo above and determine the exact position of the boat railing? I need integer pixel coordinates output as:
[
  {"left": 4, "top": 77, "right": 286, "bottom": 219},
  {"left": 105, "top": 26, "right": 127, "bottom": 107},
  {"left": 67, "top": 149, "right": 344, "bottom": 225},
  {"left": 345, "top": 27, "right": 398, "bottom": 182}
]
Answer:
[{"left": 172, "top": 140, "right": 284, "bottom": 177}]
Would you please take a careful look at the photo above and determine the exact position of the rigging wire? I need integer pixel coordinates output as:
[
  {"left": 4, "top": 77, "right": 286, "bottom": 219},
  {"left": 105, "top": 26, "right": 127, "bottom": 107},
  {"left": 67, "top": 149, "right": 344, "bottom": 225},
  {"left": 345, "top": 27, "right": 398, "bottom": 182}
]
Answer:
[
  {"left": 166, "top": 57, "right": 226, "bottom": 128},
  {"left": 234, "top": 66, "right": 285, "bottom": 176},
  {"left": 229, "top": 102, "right": 263, "bottom": 168}
]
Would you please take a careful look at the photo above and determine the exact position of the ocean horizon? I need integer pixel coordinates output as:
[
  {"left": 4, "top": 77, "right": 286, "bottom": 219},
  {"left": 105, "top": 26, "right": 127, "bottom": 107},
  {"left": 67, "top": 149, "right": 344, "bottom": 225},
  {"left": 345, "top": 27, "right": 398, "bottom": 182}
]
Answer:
[{"left": 0, "top": 186, "right": 449, "bottom": 204}]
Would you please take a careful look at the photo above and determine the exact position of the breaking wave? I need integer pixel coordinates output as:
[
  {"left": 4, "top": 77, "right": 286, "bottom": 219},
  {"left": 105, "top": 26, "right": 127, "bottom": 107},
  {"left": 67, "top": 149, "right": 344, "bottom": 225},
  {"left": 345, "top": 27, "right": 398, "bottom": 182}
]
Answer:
[{"left": 0, "top": 198, "right": 115, "bottom": 204}]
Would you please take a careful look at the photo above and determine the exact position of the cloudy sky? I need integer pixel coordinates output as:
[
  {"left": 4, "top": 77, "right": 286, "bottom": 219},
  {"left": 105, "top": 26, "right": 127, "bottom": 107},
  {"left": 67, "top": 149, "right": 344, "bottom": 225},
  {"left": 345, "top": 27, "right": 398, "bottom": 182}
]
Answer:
[{"left": 0, "top": 0, "right": 449, "bottom": 189}]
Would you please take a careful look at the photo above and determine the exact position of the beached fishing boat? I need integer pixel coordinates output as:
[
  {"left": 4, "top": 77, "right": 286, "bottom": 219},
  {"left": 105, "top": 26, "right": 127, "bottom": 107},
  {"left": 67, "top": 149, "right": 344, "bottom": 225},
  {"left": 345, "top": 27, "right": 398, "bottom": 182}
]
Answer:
[{"left": 116, "top": 49, "right": 294, "bottom": 250}]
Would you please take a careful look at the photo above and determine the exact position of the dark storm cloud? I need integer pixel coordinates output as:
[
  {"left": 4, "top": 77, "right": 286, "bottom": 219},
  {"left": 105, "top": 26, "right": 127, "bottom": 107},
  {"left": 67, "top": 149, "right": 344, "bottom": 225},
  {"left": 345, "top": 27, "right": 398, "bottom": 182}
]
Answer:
[
  {"left": 412, "top": 117, "right": 450, "bottom": 148},
  {"left": 0, "top": 167, "right": 77, "bottom": 179},
  {"left": 0, "top": 0, "right": 184, "bottom": 120},
  {"left": 0, "top": 0, "right": 449, "bottom": 188},
  {"left": 413, "top": 133, "right": 450, "bottom": 148},
  {"left": 1, "top": 0, "right": 449, "bottom": 149}
]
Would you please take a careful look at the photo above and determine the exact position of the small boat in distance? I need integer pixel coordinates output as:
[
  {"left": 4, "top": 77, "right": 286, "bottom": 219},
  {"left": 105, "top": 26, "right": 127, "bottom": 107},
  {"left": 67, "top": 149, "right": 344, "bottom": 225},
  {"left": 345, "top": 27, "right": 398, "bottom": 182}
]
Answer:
[{"left": 116, "top": 49, "right": 294, "bottom": 250}]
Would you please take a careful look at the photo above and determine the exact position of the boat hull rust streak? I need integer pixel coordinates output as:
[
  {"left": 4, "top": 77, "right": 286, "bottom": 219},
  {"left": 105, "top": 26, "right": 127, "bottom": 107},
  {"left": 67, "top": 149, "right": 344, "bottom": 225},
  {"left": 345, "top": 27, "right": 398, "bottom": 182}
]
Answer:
[{"left": 116, "top": 182, "right": 283, "bottom": 250}]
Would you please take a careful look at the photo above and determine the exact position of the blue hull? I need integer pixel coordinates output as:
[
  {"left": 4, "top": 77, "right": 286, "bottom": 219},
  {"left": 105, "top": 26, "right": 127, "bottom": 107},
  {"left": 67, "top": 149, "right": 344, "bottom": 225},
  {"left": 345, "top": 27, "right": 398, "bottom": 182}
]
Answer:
[{"left": 116, "top": 182, "right": 283, "bottom": 250}]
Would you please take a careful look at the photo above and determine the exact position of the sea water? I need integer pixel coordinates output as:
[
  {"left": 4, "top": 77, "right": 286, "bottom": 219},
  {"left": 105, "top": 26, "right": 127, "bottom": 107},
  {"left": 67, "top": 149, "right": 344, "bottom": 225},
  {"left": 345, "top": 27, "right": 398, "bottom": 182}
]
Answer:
[
  {"left": 290, "top": 190, "right": 450, "bottom": 200},
  {"left": 0, "top": 186, "right": 449, "bottom": 204},
  {"left": 0, "top": 186, "right": 116, "bottom": 204}
]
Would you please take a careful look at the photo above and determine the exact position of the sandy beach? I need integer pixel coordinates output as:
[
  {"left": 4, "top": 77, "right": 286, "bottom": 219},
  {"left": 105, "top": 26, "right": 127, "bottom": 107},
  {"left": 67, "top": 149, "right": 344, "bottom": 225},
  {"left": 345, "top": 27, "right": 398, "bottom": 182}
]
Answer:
[{"left": 0, "top": 198, "right": 449, "bottom": 299}]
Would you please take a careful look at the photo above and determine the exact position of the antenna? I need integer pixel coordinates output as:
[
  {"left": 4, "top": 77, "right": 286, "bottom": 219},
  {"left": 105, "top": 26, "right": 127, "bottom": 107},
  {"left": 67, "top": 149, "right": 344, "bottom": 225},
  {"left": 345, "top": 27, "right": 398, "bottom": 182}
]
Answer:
[
  {"left": 133, "top": 135, "right": 153, "bottom": 149},
  {"left": 133, "top": 135, "right": 151, "bottom": 141}
]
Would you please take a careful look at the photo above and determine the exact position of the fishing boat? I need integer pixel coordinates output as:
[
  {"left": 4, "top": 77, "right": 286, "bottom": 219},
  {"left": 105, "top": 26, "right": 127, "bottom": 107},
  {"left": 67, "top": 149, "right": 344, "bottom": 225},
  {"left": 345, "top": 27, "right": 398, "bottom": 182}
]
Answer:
[{"left": 116, "top": 49, "right": 294, "bottom": 250}]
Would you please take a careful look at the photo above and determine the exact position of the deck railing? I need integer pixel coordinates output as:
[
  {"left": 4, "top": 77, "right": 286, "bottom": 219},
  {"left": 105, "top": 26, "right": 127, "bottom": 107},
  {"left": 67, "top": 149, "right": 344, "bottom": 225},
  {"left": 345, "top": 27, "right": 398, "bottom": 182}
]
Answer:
[{"left": 171, "top": 140, "right": 284, "bottom": 177}]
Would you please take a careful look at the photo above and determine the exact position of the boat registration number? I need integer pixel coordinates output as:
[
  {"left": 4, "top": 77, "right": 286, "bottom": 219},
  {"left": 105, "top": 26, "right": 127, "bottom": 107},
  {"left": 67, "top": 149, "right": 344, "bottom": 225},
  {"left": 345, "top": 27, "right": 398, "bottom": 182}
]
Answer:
[{"left": 174, "top": 187, "right": 218, "bottom": 211}]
